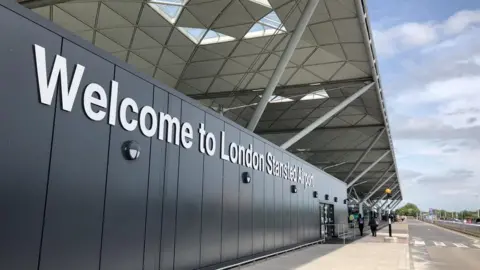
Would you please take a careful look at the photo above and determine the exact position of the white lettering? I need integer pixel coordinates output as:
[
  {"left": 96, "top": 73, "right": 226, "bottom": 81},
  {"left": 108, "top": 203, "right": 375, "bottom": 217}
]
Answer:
[
  {"left": 180, "top": 122, "right": 193, "bottom": 149},
  {"left": 238, "top": 144, "right": 245, "bottom": 166},
  {"left": 83, "top": 83, "right": 107, "bottom": 121},
  {"left": 259, "top": 154, "right": 265, "bottom": 172},
  {"left": 205, "top": 132, "right": 216, "bottom": 156},
  {"left": 253, "top": 152, "right": 259, "bottom": 170},
  {"left": 34, "top": 44, "right": 85, "bottom": 111},
  {"left": 230, "top": 142, "right": 238, "bottom": 163},
  {"left": 220, "top": 132, "right": 229, "bottom": 161},
  {"left": 109, "top": 80, "right": 118, "bottom": 125},
  {"left": 139, "top": 105, "right": 157, "bottom": 137},
  {"left": 246, "top": 144, "right": 253, "bottom": 168},
  {"left": 119, "top": 97, "right": 138, "bottom": 131},
  {"left": 158, "top": 112, "right": 180, "bottom": 145},
  {"left": 33, "top": 47, "right": 317, "bottom": 186},
  {"left": 198, "top": 123, "right": 206, "bottom": 154},
  {"left": 266, "top": 153, "right": 273, "bottom": 174}
]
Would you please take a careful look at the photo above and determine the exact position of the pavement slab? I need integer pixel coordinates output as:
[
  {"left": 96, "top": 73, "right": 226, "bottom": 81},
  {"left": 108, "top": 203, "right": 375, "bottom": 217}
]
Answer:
[{"left": 240, "top": 222, "right": 411, "bottom": 270}]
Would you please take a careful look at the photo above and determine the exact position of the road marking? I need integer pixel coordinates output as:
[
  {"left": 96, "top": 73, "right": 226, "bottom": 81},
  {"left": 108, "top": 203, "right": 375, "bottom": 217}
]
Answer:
[
  {"left": 433, "top": 241, "right": 446, "bottom": 247},
  {"left": 452, "top": 243, "right": 468, "bottom": 248},
  {"left": 472, "top": 244, "right": 480, "bottom": 249},
  {"left": 414, "top": 240, "right": 425, "bottom": 246}
]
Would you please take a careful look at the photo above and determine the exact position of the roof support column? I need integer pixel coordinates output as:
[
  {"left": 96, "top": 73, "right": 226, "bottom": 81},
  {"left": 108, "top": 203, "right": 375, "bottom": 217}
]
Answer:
[
  {"left": 247, "top": 0, "right": 320, "bottom": 131},
  {"left": 346, "top": 150, "right": 390, "bottom": 188},
  {"left": 280, "top": 82, "right": 375, "bottom": 149},
  {"left": 344, "top": 128, "right": 385, "bottom": 182},
  {"left": 360, "top": 173, "right": 396, "bottom": 203}
]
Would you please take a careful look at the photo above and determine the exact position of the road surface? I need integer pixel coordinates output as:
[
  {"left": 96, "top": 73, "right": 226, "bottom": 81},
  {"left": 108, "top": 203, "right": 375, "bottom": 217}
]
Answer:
[{"left": 409, "top": 219, "right": 480, "bottom": 269}]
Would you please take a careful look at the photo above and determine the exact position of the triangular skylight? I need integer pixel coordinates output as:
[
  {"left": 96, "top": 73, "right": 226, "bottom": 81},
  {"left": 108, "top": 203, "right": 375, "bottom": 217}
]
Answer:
[
  {"left": 178, "top": 27, "right": 235, "bottom": 45},
  {"left": 260, "top": 94, "right": 294, "bottom": 103},
  {"left": 245, "top": 11, "right": 286, "bottom": 39},
  {"left": 301, "top": 89, "right": 329, "bottom": 100},
  {"left": 148, "top": 0, "right": 189, "bottom": 23},
  {"left": 247, "top": 0, "right": 272, "bottom": 8}
]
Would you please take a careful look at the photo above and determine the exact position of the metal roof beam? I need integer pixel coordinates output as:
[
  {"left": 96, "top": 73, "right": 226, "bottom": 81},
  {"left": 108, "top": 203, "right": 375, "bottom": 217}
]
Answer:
[
  {"left": 344, "top": 128, "right": 385, "bottom": 182},
  {"left": 360, "top": 173, "right": 395, "bottom": 203},
  {"left": 390, "top": 200, "right": 402, "bottom": 210},
  {"left": 18, "top": 0, "right": 70, "bottom": 8},
  {"left": 382, "top": 192, "right": 401, "bottom": 210},
  {"left": 257, "top": 124, "right": 384, "bottom": 135},
  {"left": 280, "top": 82, "right": 376, "bottom": 149},
  {"left": 362, "top": 163, "right": 395, "bottom": 190},
  {"left": 247, "top": 0, "right": 320, "bottom": 131},
  {"left": 371, "top": 183, "right": 398, "bottom": 207},
  {"left": 346, "top": 150, "right": 390, "bottom": 188},
  {"left": 188, "top": 77, "right": 372, "bottom": 100},
  {"left": 291, "top": 148, "right": 389, "bottom": 154},
  {"left": 311, "top": 161, "right": 393, "bottom": 166}
]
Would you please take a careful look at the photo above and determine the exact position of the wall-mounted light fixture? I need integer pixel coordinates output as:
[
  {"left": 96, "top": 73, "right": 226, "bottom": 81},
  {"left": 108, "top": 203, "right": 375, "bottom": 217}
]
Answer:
[
  {"left": 122, "top": 140, "right": 141, "bottom": 160},
  {"left": 313, "top": 191, "right": 318, "bottom": 198},
  {"left": 343, "top": 199, "right": 347, "bottom": 204},
  {"left": 242, "top": 172, "right": 251, "bottom": 183},
  {"left": 291, "top": 185, "right": 298, "bottom": 193},
  {"left": 334, "top": 197, "right": 338, "bottom": 202},
  {"left": 324, "top": 194, "right": 329, "bottom": 200}
]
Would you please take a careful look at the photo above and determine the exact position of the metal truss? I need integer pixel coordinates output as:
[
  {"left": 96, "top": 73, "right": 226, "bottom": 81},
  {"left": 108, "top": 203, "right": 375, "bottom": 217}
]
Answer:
[
  {"left": 344, "top": 128, "right": 385, "bottom": 182},
  {"left": 247, "top": 0, "right": 320, "bottom": 131}
]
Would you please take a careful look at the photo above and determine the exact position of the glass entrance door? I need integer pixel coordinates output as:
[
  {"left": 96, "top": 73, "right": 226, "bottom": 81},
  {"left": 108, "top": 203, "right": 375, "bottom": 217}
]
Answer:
[{"left": 320, "top": 203, "right": 335, "bottom": 239}]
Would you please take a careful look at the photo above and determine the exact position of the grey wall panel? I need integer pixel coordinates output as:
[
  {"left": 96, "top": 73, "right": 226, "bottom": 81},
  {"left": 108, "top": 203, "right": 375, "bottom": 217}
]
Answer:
[
  {"left": 0, "top": 3, "right": 350, "bottom": 270},
  {"left": 39, "top": 40, "right": 113, "bottom": 270},
  {"left": 290, "top": 157, "right": 299, "bottom": 244},
  {"left": 252, "top": 138, "right": 265, "bottom": 254},
  {"left": 281, "top": 151, "right": 291, "bottom": 246},
  {"left": 200, "top": 114, "right": 224, "bottom": 267},
  {"left": 273, "top": 147, "right": 283, "bottom": 248},
  {"left": 160, "top": 95, "right": 181, "bottom": 270},
  {"left": 174, "top": 102, "right": 205, "bottom": 270},
  {"left": 143, "top": 87, "right": 168, "bottom": 270},
  {"left": 288, "top": 154, "right": 298, "bottom": 244},
  {"left": 263, "top": 144, "right": 275, "bottom": 251},
  {"left": 238, "top": 132, "right": 253, "bottom": 258},
  {"left": 100, "top": 67, "right": 152, "bottom": 270},
  {"left": 221, "top": 123, "right": 240, "bottom": 262},
  {"left": 0, "top": 7, "right": 61, "bottom": 269}
]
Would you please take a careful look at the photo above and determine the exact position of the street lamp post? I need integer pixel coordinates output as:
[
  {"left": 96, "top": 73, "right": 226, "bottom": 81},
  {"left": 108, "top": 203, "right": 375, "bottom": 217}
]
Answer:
[{"left": 384, "top": 188, "right": 393, "bottom": 237}]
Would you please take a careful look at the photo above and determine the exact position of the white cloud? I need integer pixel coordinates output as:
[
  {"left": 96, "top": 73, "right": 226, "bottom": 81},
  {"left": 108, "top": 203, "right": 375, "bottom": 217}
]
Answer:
[
  {"left": 394, "top": 75, "right": 480, "bottom": 129},
  {"left": 373, "top": 9, "right": 480, "bottom": 57},
  {"left": 443, "top": 10, "right": 480, "bottom": 35},
  {"left": 373, "top": 23, "right": 438, "bottom": 56},
  {"left": 372, "top": 7, "right": 480, "bottom": 210}
]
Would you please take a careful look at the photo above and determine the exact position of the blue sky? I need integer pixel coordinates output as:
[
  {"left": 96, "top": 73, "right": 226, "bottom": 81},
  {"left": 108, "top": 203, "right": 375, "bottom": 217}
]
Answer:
[{"left": 366, "top": 0, "right": 480, "bottom": 211}]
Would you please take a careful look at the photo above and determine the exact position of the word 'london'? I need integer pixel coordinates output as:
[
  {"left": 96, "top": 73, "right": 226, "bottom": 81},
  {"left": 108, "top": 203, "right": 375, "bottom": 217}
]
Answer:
[{"left": 33, "top": 44, "right": 314, "bottom": 188}]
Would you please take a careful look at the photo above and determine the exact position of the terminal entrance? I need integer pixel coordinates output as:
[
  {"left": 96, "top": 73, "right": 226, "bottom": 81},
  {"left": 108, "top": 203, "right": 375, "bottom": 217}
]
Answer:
[{"left": 320, "top": 203, "right": 335, "bottom": 239}]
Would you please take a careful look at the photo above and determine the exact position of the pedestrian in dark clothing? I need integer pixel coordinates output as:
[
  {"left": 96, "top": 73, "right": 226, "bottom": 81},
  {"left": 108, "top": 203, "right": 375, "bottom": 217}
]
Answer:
[
  {"left": 357, "top": 214, "right": 365, "bottom": 236},
  {"left": 369, "top": 217, "right": 378, "bottom": 237}
]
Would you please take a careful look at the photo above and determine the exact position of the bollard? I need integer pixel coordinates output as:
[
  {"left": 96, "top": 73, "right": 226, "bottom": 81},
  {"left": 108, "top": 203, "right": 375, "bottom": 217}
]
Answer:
[{"left": 388, "top": 217, "right": 392, "bottom": 237}]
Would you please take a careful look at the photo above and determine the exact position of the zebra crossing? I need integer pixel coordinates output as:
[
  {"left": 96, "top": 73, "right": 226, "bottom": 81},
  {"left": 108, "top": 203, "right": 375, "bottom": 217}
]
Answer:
[{"left": 410, "top": 239, "right": 480, "bottom": 248}]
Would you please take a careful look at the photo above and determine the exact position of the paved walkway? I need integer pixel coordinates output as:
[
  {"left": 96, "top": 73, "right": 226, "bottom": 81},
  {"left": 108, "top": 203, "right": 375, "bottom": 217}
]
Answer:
[{"left": 240, "top": 222, "right": 410, "bottom": 270}]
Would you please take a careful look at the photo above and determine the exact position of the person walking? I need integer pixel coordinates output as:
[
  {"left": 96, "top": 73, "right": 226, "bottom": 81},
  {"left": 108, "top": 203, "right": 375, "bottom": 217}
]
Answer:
[
  {"left": 369, "top": 216, "right": 378, "bottom": 237},
  {"left": 357, "top": 214, "right": 365, "bottom": 236}
]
